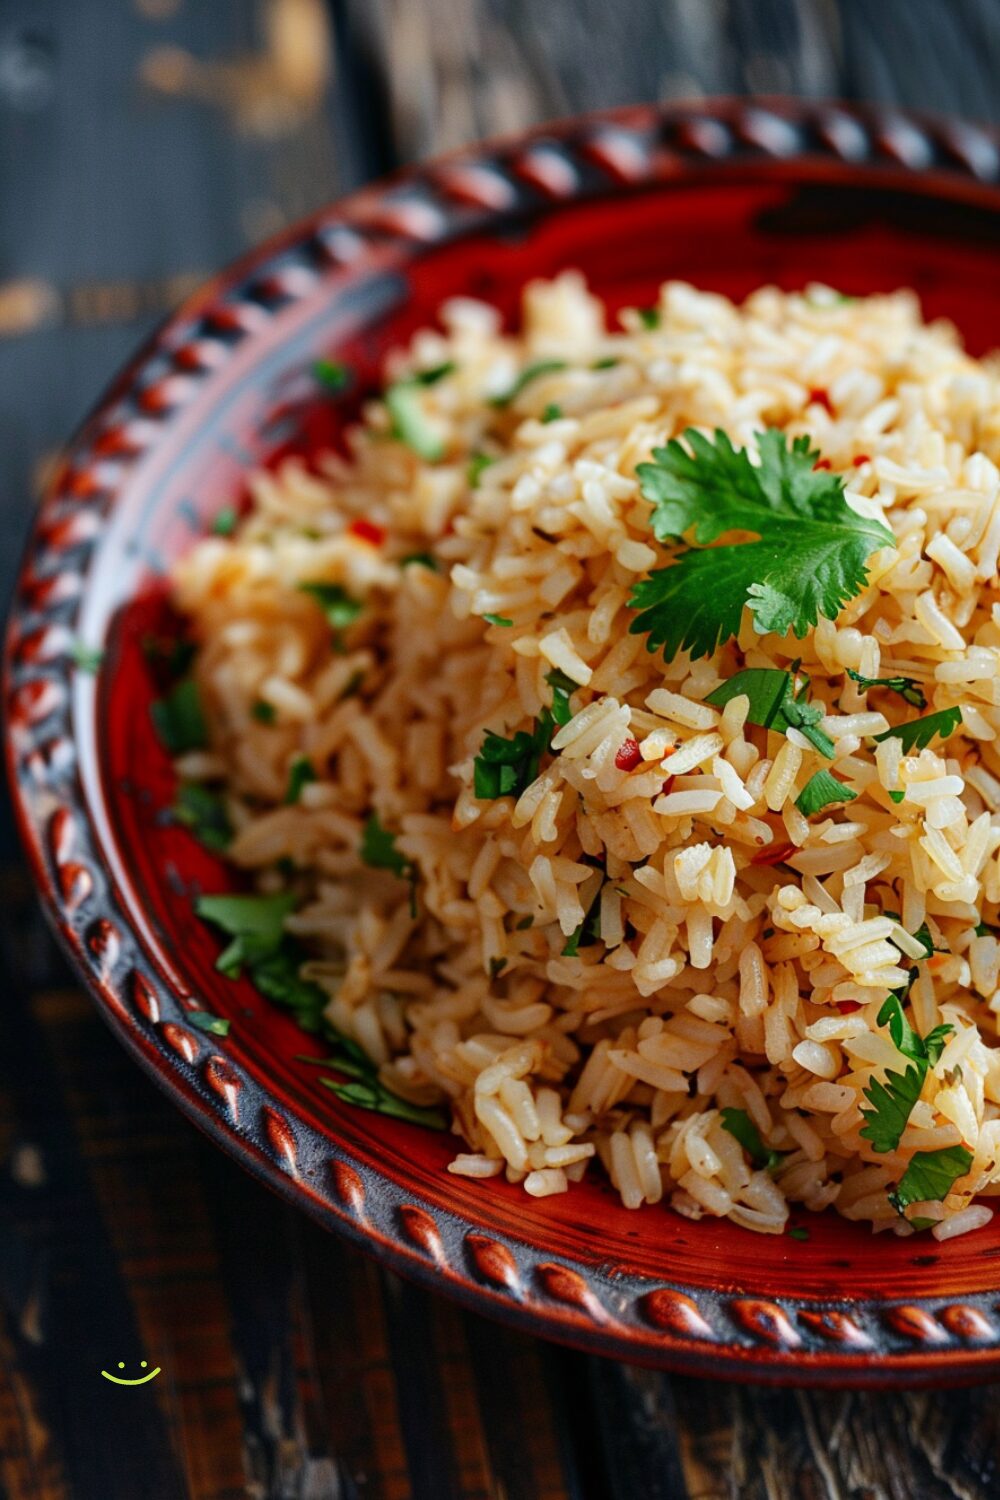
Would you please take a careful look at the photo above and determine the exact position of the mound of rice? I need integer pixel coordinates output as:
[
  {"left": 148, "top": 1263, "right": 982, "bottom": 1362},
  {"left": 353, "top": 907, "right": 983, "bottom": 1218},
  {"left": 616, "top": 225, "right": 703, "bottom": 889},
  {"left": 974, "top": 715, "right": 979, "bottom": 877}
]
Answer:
[{"left": 172, "top": 274, "right": 1000, "bottom": 1239}]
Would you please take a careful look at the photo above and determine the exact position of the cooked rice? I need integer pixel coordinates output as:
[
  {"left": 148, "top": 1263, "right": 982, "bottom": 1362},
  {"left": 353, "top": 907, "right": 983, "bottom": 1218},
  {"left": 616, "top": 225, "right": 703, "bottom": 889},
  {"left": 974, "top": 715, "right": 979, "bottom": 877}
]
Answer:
[{"left": 172, "top": 274, "right": 1000, "bottom": 1238}]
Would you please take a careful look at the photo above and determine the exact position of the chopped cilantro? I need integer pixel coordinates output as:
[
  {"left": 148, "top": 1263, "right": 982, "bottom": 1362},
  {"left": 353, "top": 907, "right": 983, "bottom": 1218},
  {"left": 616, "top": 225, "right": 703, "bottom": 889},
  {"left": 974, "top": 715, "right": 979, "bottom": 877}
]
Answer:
[
  {"left": 591, "top": 356, "right": 620, "bottom": 370},
  {"left": 211, "top": 505, "right": 238, "bottom": 536},
  {"left": 489, "top": 956, "right": 508, "bottom": 980},
  {"left": 628, "top": 429, "right": 895, "bottom": 661},
  {"left": 196, "top": 891, "right": 297, "bottom": 978},
  {"left": 795, "top": 769, "right": 858, "bottom": 817},
  {"left": 545, "top": 668, "right": 577, "bottom": 727},
  {"left": 339, "top": 668, "right": 365, "bottom": 700},
  {"left": 252, "top": 699, "right": 276, "bottom": 723},
  {"left": 541, "top": 403, "right": 563, "bottom": 423},
  {"left": 142, "top": 635, "right": 196, "bottom": 677},
  {"left": 361, "top": 813, "right": 417, "bottom": 916},
  {"left": 483, "top": 612, "right": 513, "bottom": 627},
  {"left": 888, "top": 789, "right": 905, "bottom": 804},
  {"left": 874, "top": 707, "right": 962, "bottom": 752},
  {"left": 251, "top": 946, "right": 328, "bottom": 1031},
  {"left": 467, "top": 451, "right": 495, "bottom": 488},
  {"left": 515, "top": 915, "right": 534, "bottom": 931},
  {"left": 151, "top": 677, "right": 207, "bottom": 755},
  {"left": 313, "top": 359, "right": 351, "bottom": 393},
  {"left": 562, "top": 881, "right": 604, "bottom": 957},
  {"left": 385, "top": 381, "right": 445, "bottom": 461},
  {"left": 319, "top": 1075, "right": 447, "bottom": 1129},
  {"left": 69, "top": 639, "right": 104, "bottom": 673},
  {"left": 846, "top": 668, "right": 926, "bottom": 710},
  {"left": 410, "top": 361, "right": 455, "bottom": 386},
  {"left": 400, "top": 551, "right": 440, "bottom": 571},
  {"left": 787, "top": 1227, "right": 809, "bottom": 1242},
  {"left": 187, "top": 1010, "right": 231, "bottom": 1037},
  {"left": 888, "top": 1145, "right": 974, "bottom": 1217},
  {"left": 173, "top": 783, "right": 232, "bottom": 852},
  {"left": 720, "top": 1108, "right": 786, "bottom": 1171},
  {"left": 637, "top": 307, "right": 660, "bottom": 329},
  {"left": 473, "top": 712, "right": 552, "bottom": 801},
  {"left": 975, "top": 922, "right": 999, "bottom": 938},
  {"left": 285, "top": 755, "right": 317, "bottom": 804},
  {"left": 860, "top": 997, "right": 954, "bottom": 1152},
  {"left": 490, "top": 360, "right": 567, "bottom": 408},
  {"left": 298, "top": 581, "right": 363, "bottom": 641},
  {"left": 705, "top": 668, "right": 835, "bottom": 758}
]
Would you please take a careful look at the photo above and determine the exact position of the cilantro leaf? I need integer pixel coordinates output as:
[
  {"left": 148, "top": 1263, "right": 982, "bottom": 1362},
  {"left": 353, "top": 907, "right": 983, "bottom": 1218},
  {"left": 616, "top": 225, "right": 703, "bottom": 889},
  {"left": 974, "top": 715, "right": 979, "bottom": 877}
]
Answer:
[
  {"left": 482, "top": 612, "right": 513, "bottom": 627},
  {"left": 196, "top": 891, "right": 297, "bottom": 977},
  {"left": 546, "top": 668, "right": 577, "bottom": 727},
  {"left": 860, "top": 997, "right": 955, "bottom": 1152},
  {"left": 467, "top": 452, "right": 494, "bottom": 488},
  {"left": 385, "top": 381, "right": 445, "bottom": 461},
  {"left": 313, "top": 359, "right": 351, "bottom": 393},
  {"left": 250, "top": 946, "right": 329, "bottom": 1031},
  {"left": 705, "top": 668, "right": 835, "bottom": 757},
  {"left": 874, "top": 707, "right": 962, "bottom": 752},
  {"left": 720, "top": 1107, "right": 786, "bottom": 1171},
  {"left": 211, "top": 505, "right": 238, "bottom": 536},
  {"left": 490, "top": 359, "right": 567, "bottom": 408},
  {"left": 400, "top": 551, "right": 439, "bottom": 571},
  {"left": 636, "top": 307, "right": 660, "bottom": 329},
  {"left": 795, "top": 769, "right": 858, "bottom": 817},
  {"left": 252, "top": 699, "right": 276, "bottom": 723},
  {"left": 562, "top": 881, "right": 603, "bottom": 957},
  {"left": 888, "top": 1145, "right": 973, "bottom": 1216},
  {"left": 173, "top": 783, "right": 232, "bottom": 852},
  {"left": 298, "top": 581, "right": 363, "bottom": 632},
  {"left": 319, "top": 1075, "right": 447, "bottom": 1129},
  {"left": 69, "top": 639, "right": 104, "bottom": 673},
  {"left": 361, "top": 813, "right": 418, "bottom": 915},
  {"left": 541, "top": 403, "right": 563, "bottom": 423},
  {"left": 629, "top": 429, "right": 895, "bottom": 660},
  {"left": 187, "top": 1010, "right": 231, "bottom": 1037},
  {"left": 473, "top": 712, "right": 552, "bottom": 801},
  {"left": 285, "top": 756, "right": 317, "bottom": 804},
  {"left": 151, "top": 677, "right": 207, "bottom": 755},
  {"left": 846, "top": 668, "right": 926, "bottom": 710}
]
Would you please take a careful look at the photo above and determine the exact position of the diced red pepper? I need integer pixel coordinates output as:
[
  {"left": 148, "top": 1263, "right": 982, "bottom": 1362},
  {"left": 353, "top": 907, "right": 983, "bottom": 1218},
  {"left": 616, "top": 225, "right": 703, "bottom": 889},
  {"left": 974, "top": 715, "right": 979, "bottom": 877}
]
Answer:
[
  {"left": 348, "top": 518, "right": 386, "bottom": 546},
  {"left": 660, "top": 774, "right": 676, "bottom": 796},
  {"left": 852, "top": 453, "right": 871, "bottom": 466},
  {"left": 751, "top": 841, "right": 798, "bottom": 867},
  {"left": 836, "top": 1000, "right": 863, "bottom": 1014},
  {"left": 615, "top": 738, "right": 642, "bottom": 772},
  {"left": 813, "top": 459, "right": 832, "bottom": 471},
  {"left": 808, "top": 387, "right": 834, "bottom": 414}
]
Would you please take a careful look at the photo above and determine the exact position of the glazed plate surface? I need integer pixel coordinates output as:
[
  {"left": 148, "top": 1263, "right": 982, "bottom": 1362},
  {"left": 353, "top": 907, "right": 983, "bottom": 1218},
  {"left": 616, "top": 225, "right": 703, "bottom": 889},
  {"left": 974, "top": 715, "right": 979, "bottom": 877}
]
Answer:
[{"left": 9, "top": 99, "right": 1000, "bottom": 1383}]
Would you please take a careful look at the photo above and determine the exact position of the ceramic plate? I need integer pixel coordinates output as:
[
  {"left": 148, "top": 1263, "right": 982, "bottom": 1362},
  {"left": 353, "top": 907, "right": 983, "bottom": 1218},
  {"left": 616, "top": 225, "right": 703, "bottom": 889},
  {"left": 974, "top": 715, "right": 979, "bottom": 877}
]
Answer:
[{"left": 9, "top": 98, "right": 1000, "bottom": 1384}]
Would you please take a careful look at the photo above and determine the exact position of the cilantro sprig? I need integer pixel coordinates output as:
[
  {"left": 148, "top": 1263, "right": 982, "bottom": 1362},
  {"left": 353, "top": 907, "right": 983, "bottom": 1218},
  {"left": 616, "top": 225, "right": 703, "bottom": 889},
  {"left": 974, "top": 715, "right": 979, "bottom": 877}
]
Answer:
[
  {"left": 705, "top": 668, "right": 835, "bottom": 757},
  {"left": 847, "top": 668, "right": 926, "bottom": 710},
  {"left": 152, "top": 678, "right": 208, "bottom": 755},
  {"left": 173, "top": 783, "right": 232, "bottom": 852},
  {"left": 473, "top": 712, "right": 553, "bottom": 801},
  {"left": 720, "top": 1108, "right": 787, "bottom": 1172},
  {"left": 795, "top": 769, "right": 858, "bottom": 818},
  {"left": 888, "top": 1145, "right": 974, "bottom": 1218},
  {"left": 859, "top": 996, "right": 953, "bottom": 1153},
  {"left": 629, "top": 429, "right": 895, "bottom": 661},
  {"left": 361, "top": 812, "right": 418, "bottom": 916},
  {"left": 874, "top": 707, "right": 962, "bottom": 752}
]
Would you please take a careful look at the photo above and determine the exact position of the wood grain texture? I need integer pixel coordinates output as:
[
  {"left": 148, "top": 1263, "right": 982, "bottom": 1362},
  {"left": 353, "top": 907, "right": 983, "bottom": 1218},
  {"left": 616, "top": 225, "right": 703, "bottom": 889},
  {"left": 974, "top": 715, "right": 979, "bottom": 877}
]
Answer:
[{"left": 3, "top": 2, "right": 1000, "bottom": 1496}]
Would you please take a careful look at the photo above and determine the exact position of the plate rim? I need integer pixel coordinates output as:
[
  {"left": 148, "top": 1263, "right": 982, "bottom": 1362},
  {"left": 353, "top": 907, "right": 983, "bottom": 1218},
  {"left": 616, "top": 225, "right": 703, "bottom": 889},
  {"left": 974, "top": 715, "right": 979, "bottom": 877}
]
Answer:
[{"left": 8, "top": 95, "right": 1000, "bottom": 1384}]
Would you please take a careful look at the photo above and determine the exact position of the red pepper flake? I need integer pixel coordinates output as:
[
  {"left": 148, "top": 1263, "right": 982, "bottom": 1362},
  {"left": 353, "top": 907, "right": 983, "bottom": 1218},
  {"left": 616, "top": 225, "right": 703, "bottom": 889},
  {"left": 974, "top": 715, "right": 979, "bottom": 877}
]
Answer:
[
  {"left": 813, "top": 458, "right": 832, "bottom": 471},
  {"left": 852, "top": 453, "right": 871, "bottom": 466},
  {"left": 751, "top": 841, "right": 797, "bottom": 867},
  {"left": 615, "top": 738, "right": 642, "bottom": 772},
  {"left": 660, "top": 774, "right": 676, "bottom": 796},
  {"left": 836, "top": 1000, "right": 863, "bottom": 1014},
  {"left": 808, "top": 387, "right": 834, "bottom": 414},
  {"left": 348, "top": 518, "right": 386, "bottom": 546}
]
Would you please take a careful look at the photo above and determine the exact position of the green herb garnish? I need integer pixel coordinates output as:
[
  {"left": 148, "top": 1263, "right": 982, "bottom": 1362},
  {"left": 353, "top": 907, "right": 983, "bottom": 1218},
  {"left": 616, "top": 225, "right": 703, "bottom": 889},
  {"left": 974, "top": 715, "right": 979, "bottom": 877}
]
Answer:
[
  {"left": 385, "top": 381, "right": 446, "bottom": 461},
  {"left": 591, "top": 356, "right": 620, "bottom": 370},
  {"left": 298, "top": 581, "right": 363, "bottom": 641},
  {"left": 196, "top": 891, "right": 297, "bottom": 978},
  {"left": 628, "top": 429, "right": 895, "bottom": 662},
  {"left": 846, "top": 668, "right": 926, "bottom": 710},
  {"left": 720, "top": 1107, "right": 786, "bottom": 1171},
  {"left": 211, "top": 505, "right": 238, "bottom": 537},
  {"left": 541, "top": 403, "right": 563, "bottom": 423},
  {"left": 187, "top": 1010, "right": 231, "bottom": 1037},
  {"left": 636, "top": 307, "right": 660, "bottom": 329},
  {"left": 400, "top": 551, "right": 440, "bottom": 571},
  {"left": 319, "top": 1075, "right": 447, "bottom": 1130},
  {"left": 151, "top": 678, "right": 207, "bottom": 755},
  {"left": 467, "top": 452, "right": 494, "bottom": 488},
  {"left": 173, "top": 783, "right": 232, "bottom": 852},
  {"left": 795, "top": 769, "right": 858, "bottom": 818},
  {"left": 888, "top": 1145, "right": 974, "bottom": 1217},
  {"left": 361, "top": 813, "right": 418, "bottom": 916},
  {"left": 252, "top": 699, "right": 276, "bottom": 724},
  {"left": 561, "top": 881, "right": 603, "bottom": 957},
  {"left": 545, "top": 667, "right": 577, "bottom": 727},
  {"left": 859, "top": 997, "right": 954, "bottom": 1153},
  {"left": 482, "top": 612, "right": 513, "bottom": 627},
  {"left": 787, "top": 1226, "right": 809, "bottom": 1241},
  {"left": 705, "top": 668, "right": 835, "bottom": 758},
  {"left": 473, "top": 712, "right": 553, "bottom": 801},
  {"left": 490, "top": 360, "right": 567, "bottom": 408},
  {"left": 313, "top": 359, "right": 351, "bottom": 393},
  {"left": 285, "top": 756, "right": 317, "bottom": 804},
  {"left": 489, "top": 956, "right": 508, "bottom": 980},
  {"left": 69, "top": 640, "right": 104, "bottom": 673},
  {"left": 874, "top": 707, "right": 963, "bottom": 752}
]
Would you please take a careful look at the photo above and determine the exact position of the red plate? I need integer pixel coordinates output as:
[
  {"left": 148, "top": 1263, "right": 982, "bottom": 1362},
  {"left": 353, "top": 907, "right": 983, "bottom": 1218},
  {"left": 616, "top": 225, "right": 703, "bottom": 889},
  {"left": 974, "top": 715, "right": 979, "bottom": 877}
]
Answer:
[{"left": 8, "top": 99, "right": 1000, "bottom": 1384}]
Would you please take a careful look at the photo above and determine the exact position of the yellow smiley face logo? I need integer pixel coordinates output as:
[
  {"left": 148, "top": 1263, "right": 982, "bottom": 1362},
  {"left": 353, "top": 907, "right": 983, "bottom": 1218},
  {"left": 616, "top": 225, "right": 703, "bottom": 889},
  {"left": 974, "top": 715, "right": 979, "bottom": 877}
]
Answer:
[{"left": 100, "top": 1360, "right": 161, "bottom": 1386}]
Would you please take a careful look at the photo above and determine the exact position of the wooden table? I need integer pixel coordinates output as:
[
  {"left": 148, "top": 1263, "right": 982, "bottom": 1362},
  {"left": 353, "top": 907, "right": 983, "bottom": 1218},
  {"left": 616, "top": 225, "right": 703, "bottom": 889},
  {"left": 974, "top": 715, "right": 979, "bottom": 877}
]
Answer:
[{"left": 2, "top": 4, "right": 1000, "bottom": 1496}]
